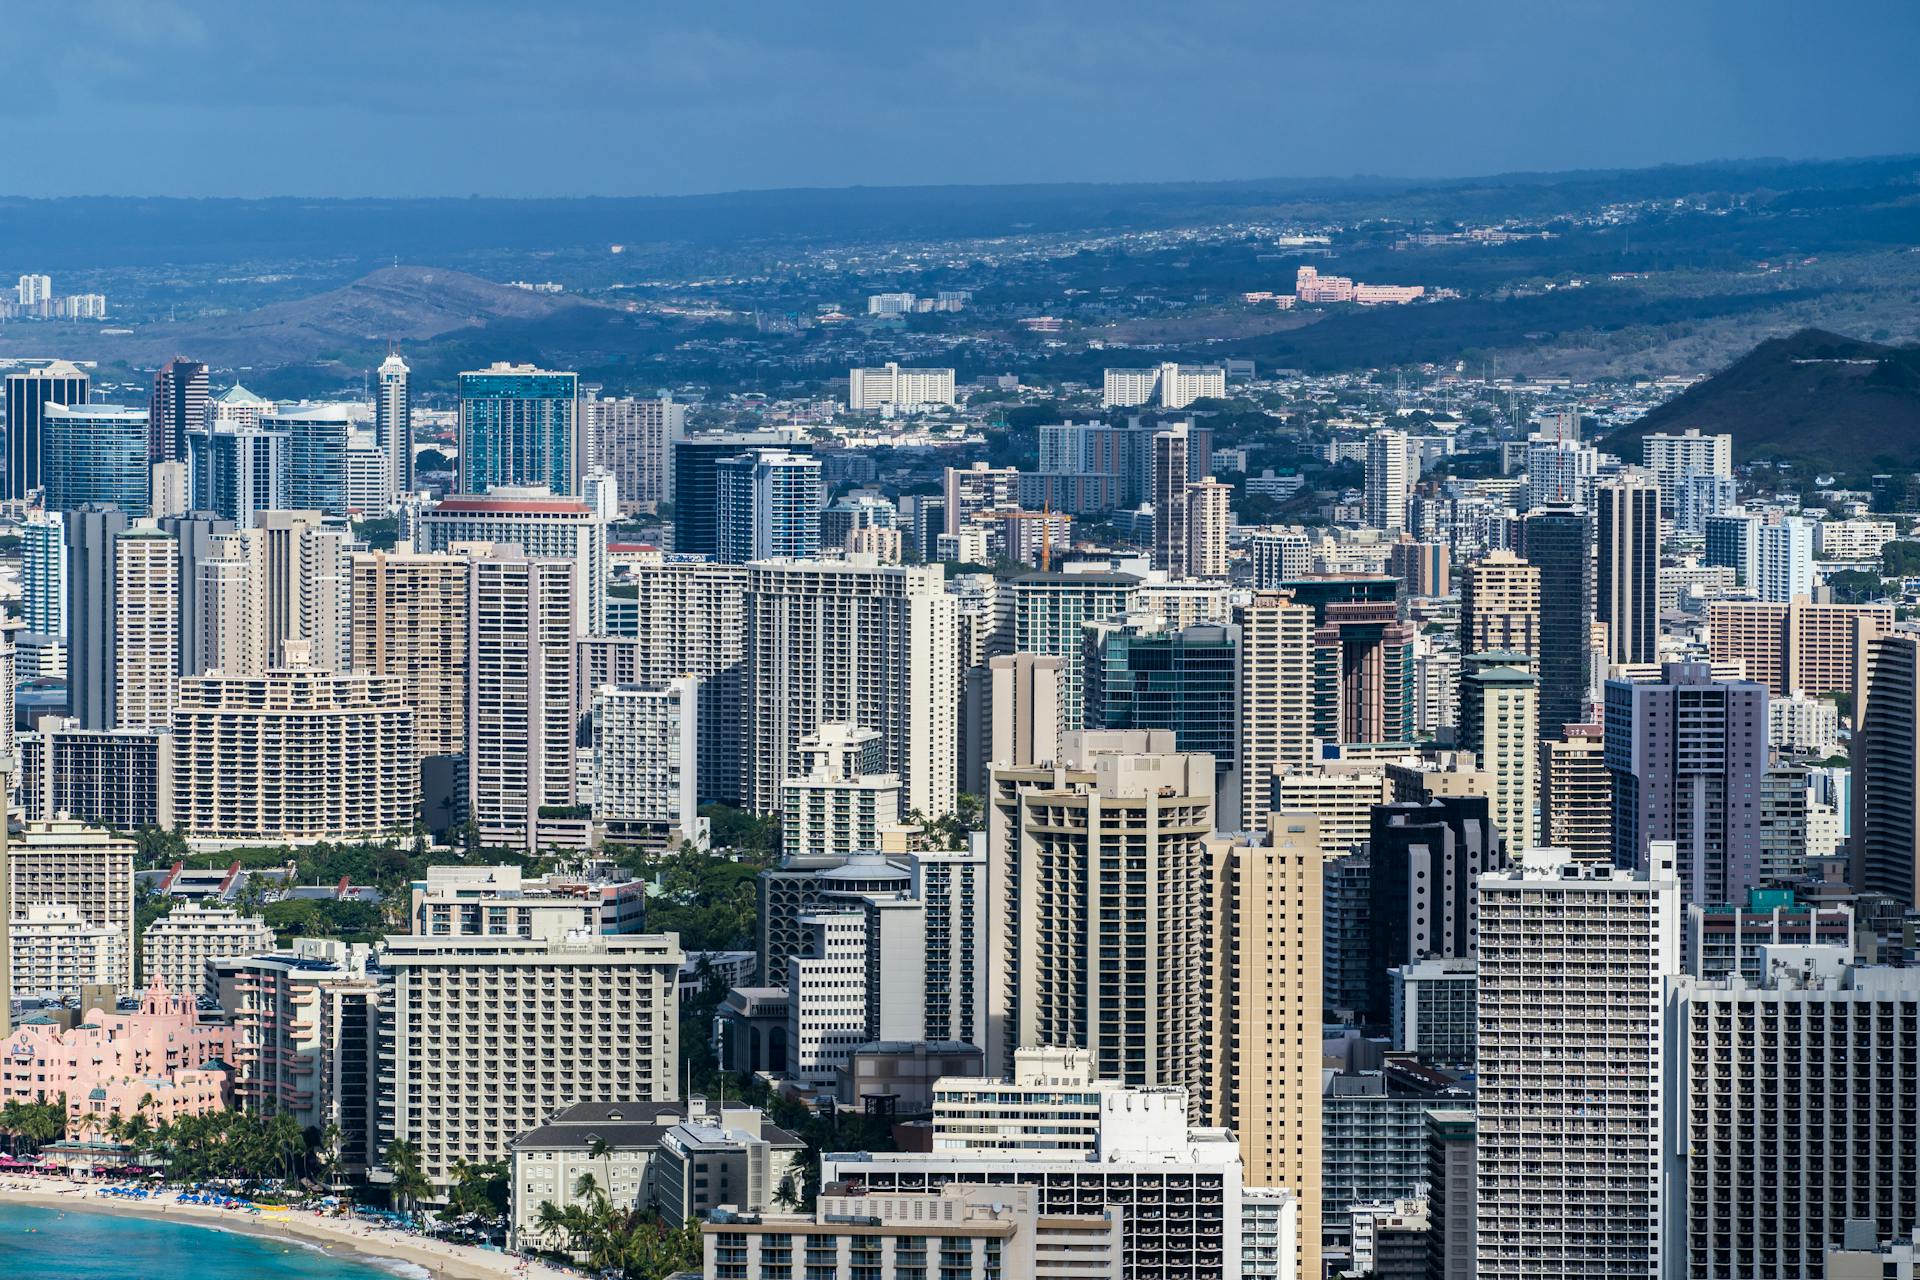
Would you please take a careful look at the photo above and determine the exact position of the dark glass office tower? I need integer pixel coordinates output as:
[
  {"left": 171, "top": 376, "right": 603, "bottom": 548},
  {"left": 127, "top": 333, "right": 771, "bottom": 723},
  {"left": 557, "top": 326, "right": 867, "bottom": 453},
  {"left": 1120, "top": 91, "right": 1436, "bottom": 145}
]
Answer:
[
  {"left": 671, "top": 433, "right": 811, "bottom": 558},
  {"left": 1364, "top": 794, "right": 1504, "bottom": 1026},
  {"left": 149, "top": 356, "right": 208, "bottom": 464},
  {"left": 1520, "top": 503, "right": 1593, "bottom": 738},
  {"left": 4, "top": 360, "right": 89, "bottom": 499},
  {"left": 1083, "top": 620, "right": 1241, "bottom": 822}
]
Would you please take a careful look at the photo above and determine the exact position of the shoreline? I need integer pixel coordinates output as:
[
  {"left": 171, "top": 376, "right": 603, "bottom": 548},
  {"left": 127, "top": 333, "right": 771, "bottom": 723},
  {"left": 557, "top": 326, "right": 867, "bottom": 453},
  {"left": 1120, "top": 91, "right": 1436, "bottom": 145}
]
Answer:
[{"left": 0, "top": 1179, "right": 581, "bottom": 1280}]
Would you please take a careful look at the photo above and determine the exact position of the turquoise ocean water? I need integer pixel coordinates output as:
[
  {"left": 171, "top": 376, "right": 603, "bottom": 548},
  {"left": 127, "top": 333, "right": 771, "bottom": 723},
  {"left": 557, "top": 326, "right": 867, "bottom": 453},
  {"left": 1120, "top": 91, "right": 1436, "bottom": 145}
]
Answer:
[{"left": 0, "top": 1201, "right": 421, "bottom": 1278}]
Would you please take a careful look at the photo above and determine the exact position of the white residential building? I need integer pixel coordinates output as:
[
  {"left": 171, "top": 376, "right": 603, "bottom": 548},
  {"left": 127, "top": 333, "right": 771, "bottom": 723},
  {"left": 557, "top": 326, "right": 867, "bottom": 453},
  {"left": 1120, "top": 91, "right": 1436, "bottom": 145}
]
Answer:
[
  {"left": 591, "top": 678, "right": 701, "bottom": 841},
  {"left": 9, "top": 817, "right": 138, "bottom": 989},
  {"left": 743, "top": 558, "right": 958, "bottom": 819},
  {"left": 140, "top": 904, "right": 275, "bottom": 1002},
  {"left": 1768, "top": 690, "right": 1842, "bottom": 753},
  {"left": 1102, "top": 362, "right": 1226, "bottom": 410},
  {"left": 378, "top": 923, "right": 682, "bottom": 1192},
  {"left": 10, "top": 904, "right": 122, "bottom": 1000},
  {"left": 848, "top": 363, "right": 957, "bottom": 411},
  {"left": 1815, "top": 517, "right": 1897, "bottom": 561},
  {"left": 1643, "top": 429, "right": 1733, "bottom": 509},
  {"left": 1752, "top": 516, "right": 1815, "bottom": 604},
  {"left": 780, "top": 723, "right": 901, "bottom": 859},
  {"left": 1365, "top": 429, "right": 1412, "bottom": 534},
  {"left": 418, "top": 490, "right": 608, "bottom": 635},
  {"left": 1475, "top": 844, "right": 1680, "bottom": 1280}
]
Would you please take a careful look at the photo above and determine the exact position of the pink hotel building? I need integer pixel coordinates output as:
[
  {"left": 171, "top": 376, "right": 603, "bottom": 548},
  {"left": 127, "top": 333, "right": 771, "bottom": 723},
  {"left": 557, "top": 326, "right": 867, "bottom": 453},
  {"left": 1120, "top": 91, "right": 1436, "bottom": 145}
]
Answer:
[{"left": 0, "top": 984, "right": 234, "bottom": 1133}]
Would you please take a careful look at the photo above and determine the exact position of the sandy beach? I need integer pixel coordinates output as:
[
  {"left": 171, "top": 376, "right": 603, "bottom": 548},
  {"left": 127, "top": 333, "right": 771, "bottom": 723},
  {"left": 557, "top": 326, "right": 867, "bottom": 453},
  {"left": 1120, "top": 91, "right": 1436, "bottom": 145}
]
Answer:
[{"left": 0, "top": 1177, "right": 582, "bottom": 1280}]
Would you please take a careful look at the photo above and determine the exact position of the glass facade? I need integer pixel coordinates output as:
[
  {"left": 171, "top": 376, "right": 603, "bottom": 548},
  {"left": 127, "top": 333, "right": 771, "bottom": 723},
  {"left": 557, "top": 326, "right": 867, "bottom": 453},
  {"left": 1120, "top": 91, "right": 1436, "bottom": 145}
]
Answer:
[
  {"left": 458, "top": 367, "right": 578, "bottom": 496},
  {"left": 43, "top": 405, "right": 148, "bottom": 515}
]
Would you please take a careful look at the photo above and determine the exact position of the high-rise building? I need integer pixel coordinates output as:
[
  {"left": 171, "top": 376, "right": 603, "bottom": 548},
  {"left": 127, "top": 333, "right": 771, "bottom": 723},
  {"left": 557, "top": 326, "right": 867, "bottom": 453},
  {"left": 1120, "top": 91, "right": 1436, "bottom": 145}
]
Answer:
[
  {"left": 65, "top": 505, "right": 130, "bottom": 730},
  {"left": 1101, "top": 362, "right": 1226, "bottom": 410},
  {"left": 157, "top": 511, "right": 233, "bottom": 678},
  {"left": 1249, "top": 528, "right": 1313, "bottom": 588},
  {"left": 1425, "top": 1110, "right": 1477, "bottom": 1280},
  {"left": 417, "top": 491, "right": 607, "bottom": 635},
  {"left": 1365, "top": 429, "right": 1412, "bottom": 534},
  {"left": 1521, "top": 503, "right": 1595, "bottom": 735},
  {"left": 1475, "top": 846, "right": 1679, "bottom": 1280},
  {"left": 191, "top": 414, "right": 289, "bottom": 529},
  {"left": 1009, "top": 571, "right": 1141, "bottom": 733},
  {"left": 1083, "top": 620, "right": 1242, "bottom": 826},
  {"left": 1152, "top": 425, "right": 1193, "bottom": 574},
  {"left": 744, "top": 558, "right": 957, "bottom": 819},
  {"left": 148, "top": 357, "right": 208, "bottom": 465},
  {"left": 18, "top": 719, "right": 174, "bottom": 830},
  {"left": 589, "top": 559, "right": 747, "bottom": 805},
  {"left": 1540, "top": 722, "right": 1612, "bottom": 866},
  {"left": 715, "top": 449, "right": 823, "bottom": 563},
  {"left": 1387, "top": 537, "right": 1449, "bottom": 598},
  {"left": 171, "top": 666, "right": 418, "bottom": 842},
  {"left": 1363, "top": 794, "right": 1503, "bottom": 1024},
  {"left": 670, "top": 433, "right": 809, "bottom": 558},
  {"left": 779, "top": 723, "right": 900, "bottom": 859},
  {"left": 22, "top": 510, "right": 66, "bottom": 642},
  {"left": 457, "top": 363, "right": 580, "bottom": 496},
  {"left": 847, "top": 362, "right": 957, "bottom": 411},
  {"left": 1235, "top": 592, "right": 1317, "bottom": 828},
  {"left": 375, "top": 354, "right": 411, "bottom": 495},
  {"left": 941, "top": 462, "right": 1021, "bottom": 537},
  {"left": 269, "top": 404, "right": 358, "bottom": 517},
  {"left": 378, "top": 924, "right": 681, "bottom": 1192},
  {"left": 1186, "top": 476, "right": 1233, "bottom": 578},
  {"left": 982, "top": 652, "right": 1063, "bottom": 775},
  {"left": 1459, "top": 550, "right": 1540, "bottom": 658},
  {"left": 1286, "top": 576, "right": 1417, "bottom": 745},
  {"left": 586, "top": 393, "right": 682, "bottom": 512},
  {"left": 140, "top": 905, "right": 274, "bottom": 1002},
  {"left": 986, "top": 733, "right": 1223, "bottom": 1119},
  {"left": 42, "top": 404, "right": 149, "bottom": 515},
  {"left": 1642, "top": 428, "right": 1732, "bottom": 510},
  {"left": 1672, "top": 947, "right": 1920, "bottom": 1279},
  {"left": 1752, "top": 515, "right": 1815, "bottom": 604},
  {"left": 350, "top": 546, "right": 471, "bottom": 759},
  {"left": 1390, "top": 958, "right": 1478, "bottom": 1068},
  {"left": 1852, "top": 632, "right": 1920, "bottom": 907},
  {"left": 1457, "top": 654, "right": 1539, "bottom": 851},
  {"left": 1524, "top": 437, "right": 1598, "bottom": 511},
  {"left": 3, "top": 360, "right": 87, "bottom": 500},
  {"left": 8, "top": 817, "right": 137, "bottom": 990},
  {"left": 1606, "top": 662, "right": 1767, "bottom": 904},
  {"left": 1674, "top": 472, "right": 1738, "bottom": 535},
  {"left": 112, "top": 526, "right": 179, "bottom": 732},
  {"left": 1708, "top": 599, "right": 1893, "bottom": 697},
  {"left": 466, "top": 548, "right": 579, "bottom": 851},
  {"left": 1596, "top": 472, "right": 1661, "bottom": 665},
  {"left": 904, "top": 844, "right": 988, "bottom": 1048},
  {"left": 591, "top": 679, "right": 701, "bottom": 842},
  {"left": 213, "top": 940, "right": 384, "bottom": 1173},
  {"left": 1222, "top": 811, "right": 1324, "bottom": 1279}
]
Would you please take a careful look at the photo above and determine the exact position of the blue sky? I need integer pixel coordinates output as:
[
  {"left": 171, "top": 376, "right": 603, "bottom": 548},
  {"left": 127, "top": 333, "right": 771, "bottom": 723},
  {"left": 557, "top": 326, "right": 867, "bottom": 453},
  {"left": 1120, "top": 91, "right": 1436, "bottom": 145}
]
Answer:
[{"left": 11, "top": 0, "right": 1919, "bottom": 197}]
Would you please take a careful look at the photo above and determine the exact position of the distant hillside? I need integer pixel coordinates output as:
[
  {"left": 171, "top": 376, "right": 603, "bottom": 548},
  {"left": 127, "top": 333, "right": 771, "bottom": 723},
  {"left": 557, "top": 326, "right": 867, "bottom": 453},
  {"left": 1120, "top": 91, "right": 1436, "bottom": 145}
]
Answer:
[
  {"left": 0, "top": 266, "right": 604, "bottom": 371},
  {"left": 1610, "top": 329, "right": 1920, "bottom": 475}
]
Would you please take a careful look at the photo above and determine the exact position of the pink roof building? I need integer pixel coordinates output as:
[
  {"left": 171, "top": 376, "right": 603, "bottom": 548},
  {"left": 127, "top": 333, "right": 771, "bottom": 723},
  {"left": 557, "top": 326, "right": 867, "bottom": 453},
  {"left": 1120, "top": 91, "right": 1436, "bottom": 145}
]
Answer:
[{"left": 0, "top": 982, "right": 234, "bottom": 1132}]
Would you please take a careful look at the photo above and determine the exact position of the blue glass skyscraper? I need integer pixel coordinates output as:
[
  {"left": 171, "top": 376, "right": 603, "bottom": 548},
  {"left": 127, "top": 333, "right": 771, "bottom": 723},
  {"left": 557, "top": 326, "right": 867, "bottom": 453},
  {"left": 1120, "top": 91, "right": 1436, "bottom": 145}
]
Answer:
[
  {"left": 714, "top": 449, "right": 823, "bottom": 564},
  {"left": 42, "top": 403, "right": 149, "bottom": 516},
  {"left": 458, "top": 362, "right": 579, "bottom": 496}
]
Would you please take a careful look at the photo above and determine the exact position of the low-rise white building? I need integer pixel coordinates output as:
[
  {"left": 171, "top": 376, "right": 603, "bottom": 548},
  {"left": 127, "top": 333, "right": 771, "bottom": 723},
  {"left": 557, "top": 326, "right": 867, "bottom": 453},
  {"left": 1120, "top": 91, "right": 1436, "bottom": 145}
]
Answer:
[
  {"left": 780, "top": 723, "right": 901, "bottom": 859},
  {"left": 705, "top": 1184, "right": 1125, "bottom": 1280}
]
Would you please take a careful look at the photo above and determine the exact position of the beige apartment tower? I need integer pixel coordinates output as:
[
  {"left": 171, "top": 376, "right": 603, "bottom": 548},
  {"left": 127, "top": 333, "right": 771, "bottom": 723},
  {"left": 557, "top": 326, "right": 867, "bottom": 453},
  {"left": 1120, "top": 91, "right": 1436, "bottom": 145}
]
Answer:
[
  {"left": 467, "top": 548, "right": 579, "bottom": 850},
  {"left": 1459, "top": 550, "right": 1540, "bottom": 658},
  {"left": 986, "top": 732, "right": 1225, "bottom": 1123},
  {"left": 1458, "top": 655, "right": 1540, "bottom": 850},
  {"left": 1708, "top": 598, "right": 1893, "bottom": 697},
  {"left": 113, "top": 526, "right": 180, "bottom": 732},
  {"left": 1186, "top": 475, "right": 1233, "bottom": 578},
  {"left": 1236, "top": 591, "right": 1316, "bottom": 829},
  {"left": 8, "top": 817, "right": 136, "bottom": 989},
  {"left": 987, "top": 652, "right": 1062, "bottom": 770},
  {"left": 351, "top": 546, "right": 472, "bottom": 758},
  {"left": 1223, "top": 810, "right": 1324, "bottom": 1280}
]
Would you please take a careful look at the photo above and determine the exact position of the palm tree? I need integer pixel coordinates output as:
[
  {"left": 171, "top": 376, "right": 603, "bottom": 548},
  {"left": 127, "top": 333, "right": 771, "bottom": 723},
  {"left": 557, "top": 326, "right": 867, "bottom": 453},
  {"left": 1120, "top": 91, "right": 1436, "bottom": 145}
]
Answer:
[
  {"left": 385, "top": 1139, "right": 430, "bottom": 1221},
  {"left": 315, "top": 1123, "right": 344, "bottom": 1191},
  {"left": 585, "top": 1135, "right": 616, "bottom": 1210},
  {"left": 570, "top": 1169, "right": 605, "bottom": 1209}
]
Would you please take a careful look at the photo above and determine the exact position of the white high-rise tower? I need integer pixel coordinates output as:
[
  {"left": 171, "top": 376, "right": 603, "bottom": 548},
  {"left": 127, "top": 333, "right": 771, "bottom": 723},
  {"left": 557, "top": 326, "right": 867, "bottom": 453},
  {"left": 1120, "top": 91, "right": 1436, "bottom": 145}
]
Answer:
[{"left": 376, "top": 354, "right": 412, "bottom": 496}]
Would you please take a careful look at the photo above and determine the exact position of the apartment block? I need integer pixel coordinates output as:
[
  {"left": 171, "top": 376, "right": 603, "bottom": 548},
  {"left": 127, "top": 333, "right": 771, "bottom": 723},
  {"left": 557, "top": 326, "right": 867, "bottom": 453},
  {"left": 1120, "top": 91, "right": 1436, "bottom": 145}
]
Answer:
[{"left": 140, "top": 904, "right": 274, "bottom": 1002}]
